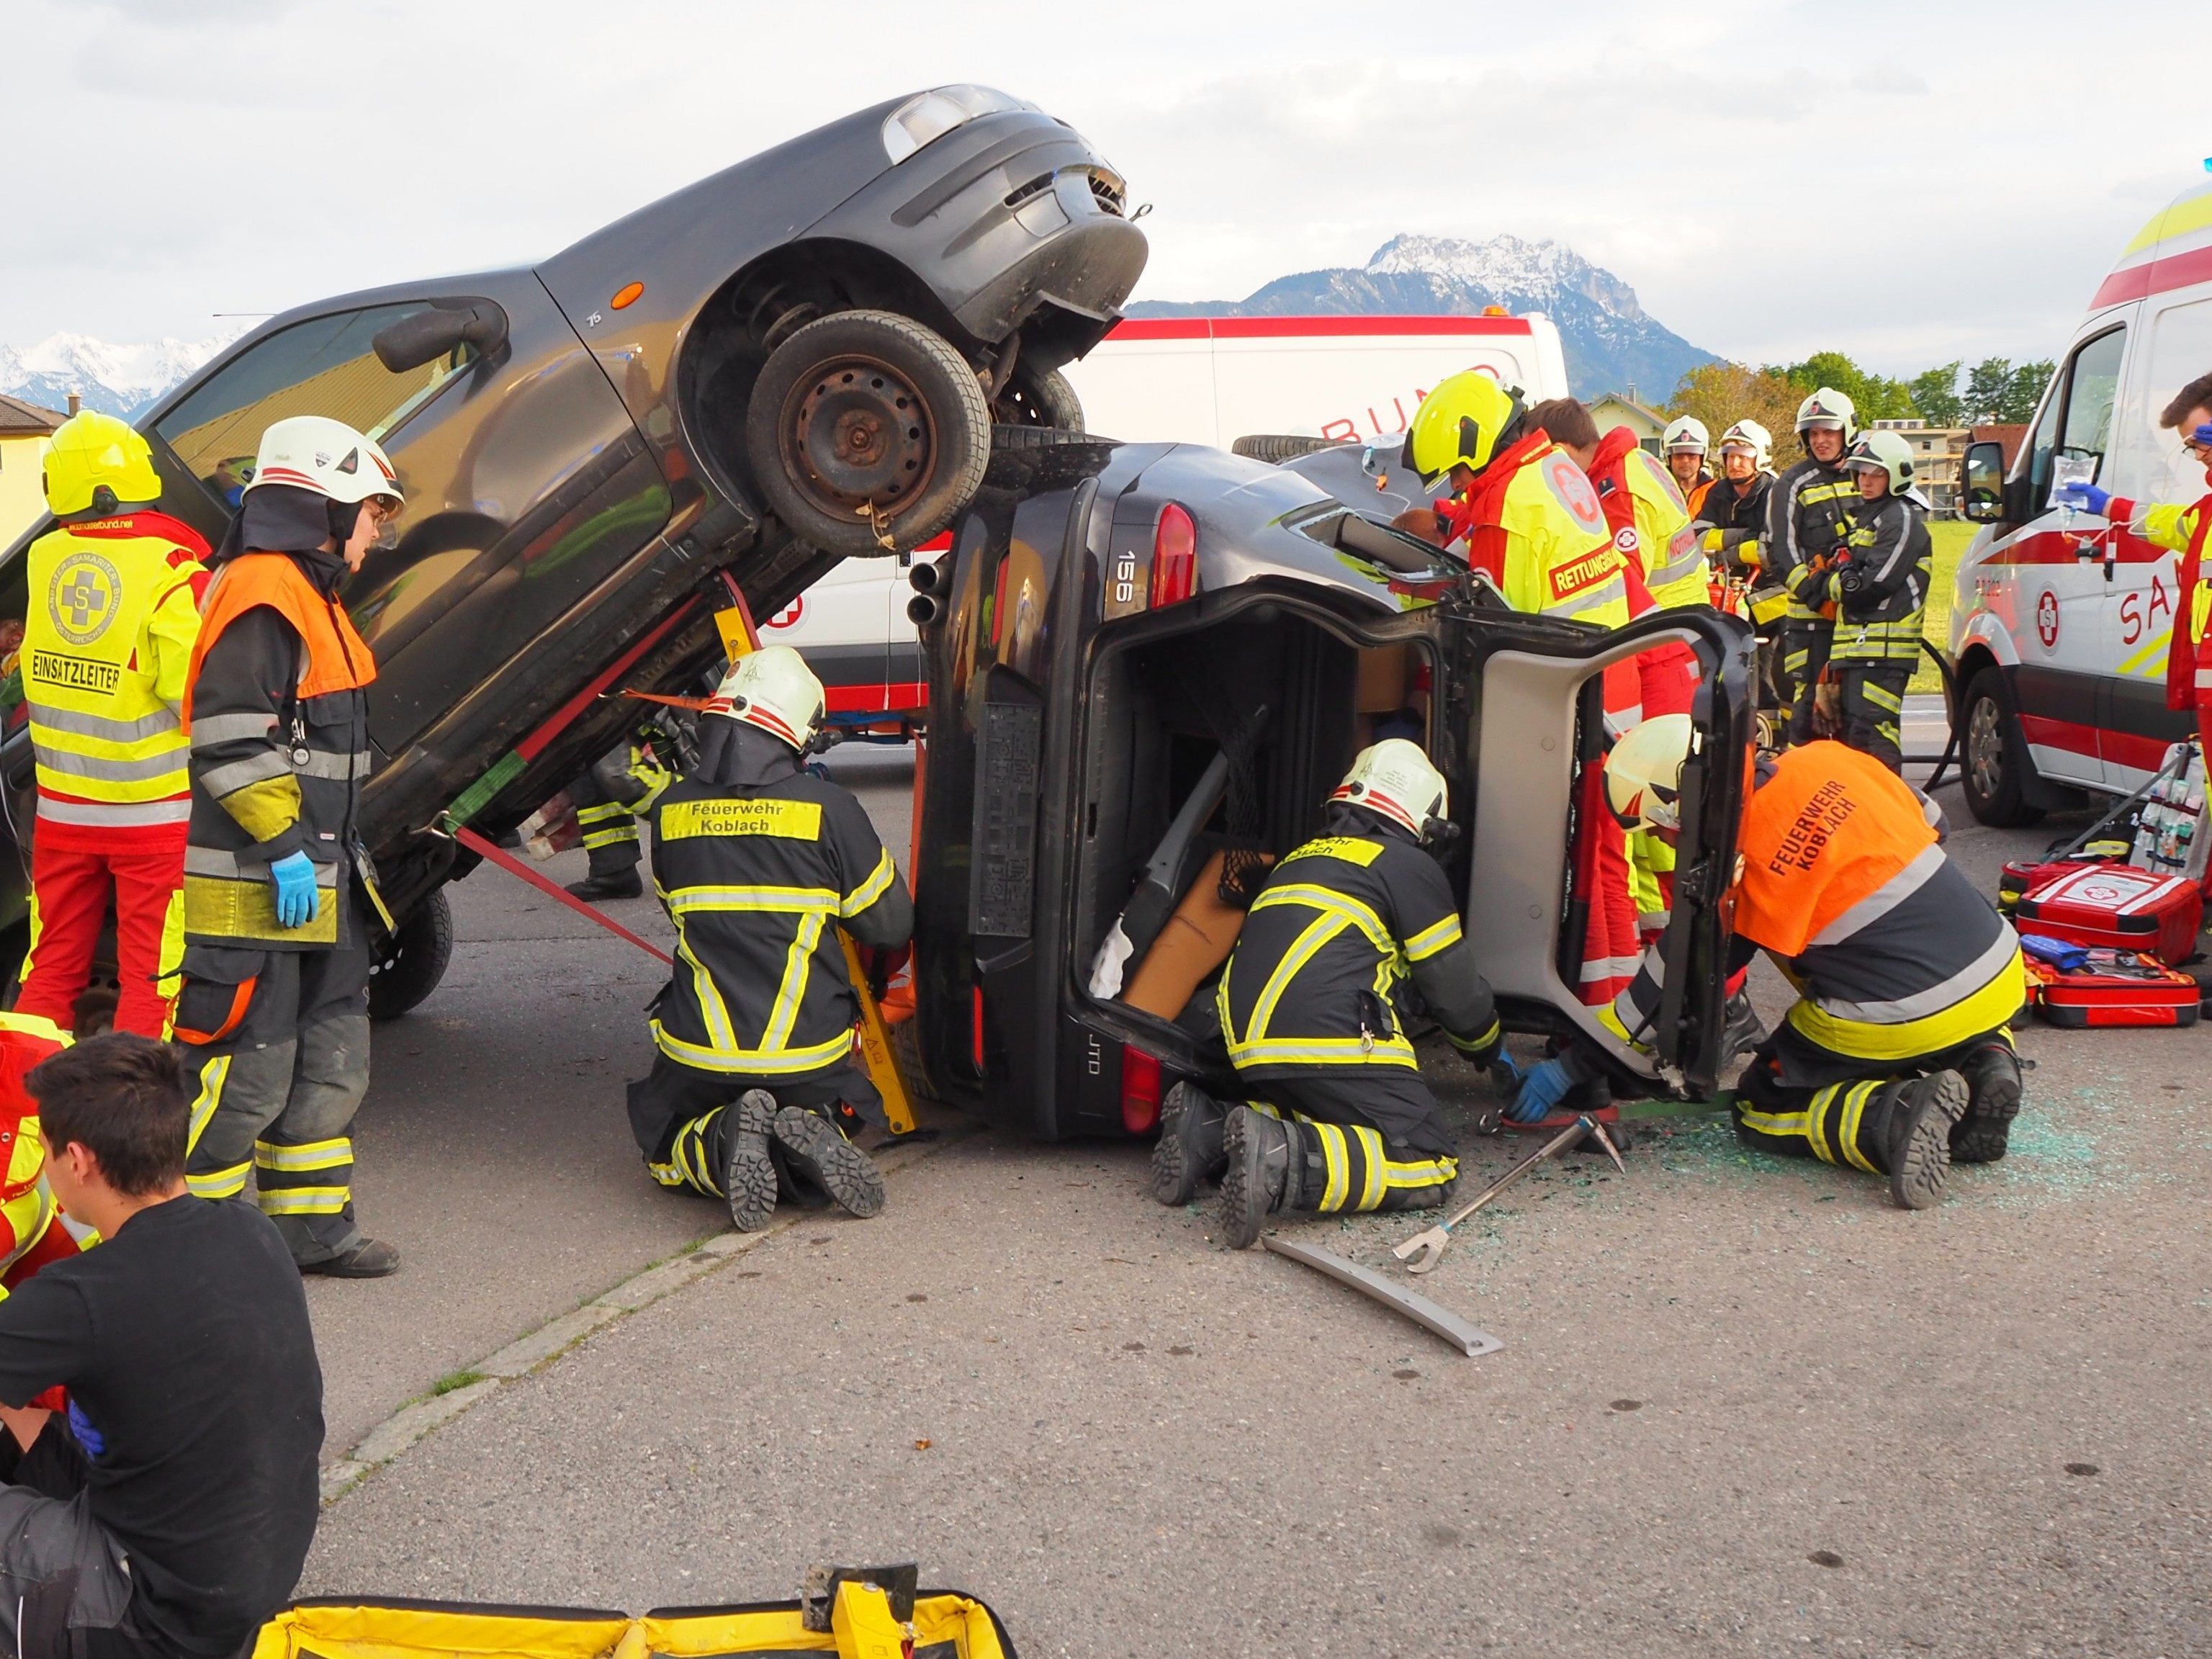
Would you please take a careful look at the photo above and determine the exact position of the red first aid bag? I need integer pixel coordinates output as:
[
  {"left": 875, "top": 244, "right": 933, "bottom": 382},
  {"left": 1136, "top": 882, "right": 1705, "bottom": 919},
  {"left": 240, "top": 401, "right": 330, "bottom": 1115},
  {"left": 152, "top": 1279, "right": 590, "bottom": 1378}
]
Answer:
[
  {"left": 2012, "top": 863, "right": 2203, "bottom": 966},
  {"left": 2026, "top": 956, "right": 2202, "bottom": 1028}
]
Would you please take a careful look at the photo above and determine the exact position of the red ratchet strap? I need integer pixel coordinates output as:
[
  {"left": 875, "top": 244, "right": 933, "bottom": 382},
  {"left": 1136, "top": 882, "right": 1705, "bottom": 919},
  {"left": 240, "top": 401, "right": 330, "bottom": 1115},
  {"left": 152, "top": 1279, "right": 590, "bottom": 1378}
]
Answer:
[{"left": 452, "top": 824, "right": 673, "bottom": 965}]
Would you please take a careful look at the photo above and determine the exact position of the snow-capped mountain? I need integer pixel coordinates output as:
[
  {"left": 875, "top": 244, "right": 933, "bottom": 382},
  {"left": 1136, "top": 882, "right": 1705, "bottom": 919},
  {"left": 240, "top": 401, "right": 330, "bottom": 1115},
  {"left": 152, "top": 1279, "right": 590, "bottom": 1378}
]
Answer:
[
  {"left": 1129, "top": 234, "right": 1715, "bottom": 401},
  {"left": 0, "top": 327, "right": 249, "bottom": 422}
]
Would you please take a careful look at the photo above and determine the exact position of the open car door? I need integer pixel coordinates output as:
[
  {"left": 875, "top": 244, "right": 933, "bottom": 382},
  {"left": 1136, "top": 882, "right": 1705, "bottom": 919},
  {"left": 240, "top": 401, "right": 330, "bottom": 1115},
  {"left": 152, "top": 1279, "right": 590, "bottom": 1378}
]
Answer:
[{"left": 1451, "top": 605, "right": 1757, "bottom": 1098}]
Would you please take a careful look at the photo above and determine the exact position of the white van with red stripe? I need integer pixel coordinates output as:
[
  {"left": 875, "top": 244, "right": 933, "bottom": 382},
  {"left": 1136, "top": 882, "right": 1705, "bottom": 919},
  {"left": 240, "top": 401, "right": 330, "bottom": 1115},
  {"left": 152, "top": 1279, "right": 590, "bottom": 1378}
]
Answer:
[
  {"left": 1948, "top": 173, "right": 2212, "bottom": 824},
  {"left": 1060, "top": 313, "right": 1569, "bottom": 449},
  {"left": 781, "top": 315, "right": 1570, "bottom": 720}
]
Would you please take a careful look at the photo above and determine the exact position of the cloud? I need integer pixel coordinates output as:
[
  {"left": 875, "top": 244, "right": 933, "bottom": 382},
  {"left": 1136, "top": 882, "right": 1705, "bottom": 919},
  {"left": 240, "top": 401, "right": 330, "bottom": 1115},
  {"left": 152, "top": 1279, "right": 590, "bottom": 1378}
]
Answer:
[{"left": 0, "top": 0, "right": 2200, "bottom": 381}]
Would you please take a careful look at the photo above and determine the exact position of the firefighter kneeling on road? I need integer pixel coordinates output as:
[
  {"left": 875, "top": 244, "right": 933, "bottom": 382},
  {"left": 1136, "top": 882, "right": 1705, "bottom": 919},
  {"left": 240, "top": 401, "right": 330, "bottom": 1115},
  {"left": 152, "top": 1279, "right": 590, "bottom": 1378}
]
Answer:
[
  {"left": 1147, "top": 741, "right": 1514, "bottom": 1249},
  {"left": 1515, "top": 718, "right": 2024, "bottom": 1208},
  {"left": 625, "top": 646, "right": 910, "bottom": 1230}
]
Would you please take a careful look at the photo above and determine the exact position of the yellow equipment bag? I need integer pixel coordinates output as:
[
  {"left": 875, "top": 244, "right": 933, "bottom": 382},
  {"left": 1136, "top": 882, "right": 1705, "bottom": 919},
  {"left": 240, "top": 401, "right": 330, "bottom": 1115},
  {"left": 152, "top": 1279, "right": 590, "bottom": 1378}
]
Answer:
[{"left": 253, "top": 1583, "right": 1017, "bottom": 1659}]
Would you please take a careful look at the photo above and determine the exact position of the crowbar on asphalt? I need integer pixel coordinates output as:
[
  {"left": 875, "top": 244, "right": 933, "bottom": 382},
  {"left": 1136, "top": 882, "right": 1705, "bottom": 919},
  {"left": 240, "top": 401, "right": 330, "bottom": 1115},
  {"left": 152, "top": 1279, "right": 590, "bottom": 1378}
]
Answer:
[
  {"left": 1391, "top": 1112, "right": 1622, "bottom": 1276},
  {"left": 1261, "top": 1236, "right": 1503, "bottom": 1357}
]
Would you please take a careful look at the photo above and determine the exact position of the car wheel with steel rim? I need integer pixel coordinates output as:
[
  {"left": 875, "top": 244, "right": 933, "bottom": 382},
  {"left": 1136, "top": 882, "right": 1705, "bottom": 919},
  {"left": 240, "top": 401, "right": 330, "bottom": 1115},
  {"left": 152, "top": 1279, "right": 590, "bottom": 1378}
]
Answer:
[
  {"left": 743, "top": 309, "right": 990, "bottom": 557},
  {"left": 1958, "top": 664, "right": 2044, "bottom": 827}
]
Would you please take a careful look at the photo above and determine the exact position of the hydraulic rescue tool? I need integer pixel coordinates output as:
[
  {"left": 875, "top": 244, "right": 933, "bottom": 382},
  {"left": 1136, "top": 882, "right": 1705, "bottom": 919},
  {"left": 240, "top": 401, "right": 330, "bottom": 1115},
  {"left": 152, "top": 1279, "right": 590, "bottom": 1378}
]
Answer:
[{"left": 1391, "top": 1112, "right": 1623, "bottom": 1275}]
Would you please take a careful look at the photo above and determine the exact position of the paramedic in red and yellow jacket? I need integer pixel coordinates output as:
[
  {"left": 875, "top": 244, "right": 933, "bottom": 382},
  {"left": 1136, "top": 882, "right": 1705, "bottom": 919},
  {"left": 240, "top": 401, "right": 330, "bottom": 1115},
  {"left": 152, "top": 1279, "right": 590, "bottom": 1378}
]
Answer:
[{"left": 2061, "top": 368, "right": 2212, "bottom": 747}]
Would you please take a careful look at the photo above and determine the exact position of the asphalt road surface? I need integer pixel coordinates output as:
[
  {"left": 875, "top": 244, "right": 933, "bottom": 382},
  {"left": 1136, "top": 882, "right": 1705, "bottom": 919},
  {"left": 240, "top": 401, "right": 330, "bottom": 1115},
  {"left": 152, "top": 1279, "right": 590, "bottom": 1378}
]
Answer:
[{"left": 299, "top": 727, "right": 2211, "bottom": 1656}]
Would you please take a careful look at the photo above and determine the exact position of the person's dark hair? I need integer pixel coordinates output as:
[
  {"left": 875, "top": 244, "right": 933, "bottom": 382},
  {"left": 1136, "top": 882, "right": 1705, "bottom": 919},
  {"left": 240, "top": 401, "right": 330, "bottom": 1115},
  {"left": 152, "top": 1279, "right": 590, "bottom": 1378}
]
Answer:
[
  {"left": 2158, "top": 370, "right": 2212, "bottom": 430},
  {"left": 1525, "top": 397, "right": 1600, "bottom": 451},
  {"left": 26, "top": 1033, "right": 188, "bottom": 1197}
]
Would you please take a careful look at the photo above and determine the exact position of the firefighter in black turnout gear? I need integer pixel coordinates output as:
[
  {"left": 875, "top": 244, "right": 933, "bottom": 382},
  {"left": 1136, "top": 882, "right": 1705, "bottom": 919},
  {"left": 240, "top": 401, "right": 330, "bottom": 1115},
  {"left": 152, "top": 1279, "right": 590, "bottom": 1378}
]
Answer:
[
  {"left": 624, "top": 647, "right": 911, "bottom": 1230},
  {"left": 174, "top": 416, "right": 400, "bottom": 1277},
  {"left": 1770, "top": 388, "right": 1861, "bottom": 743},
  {"left": 1824, "top": 431, "right": 1934, "bottom": 771},
  {"left": 1149, "top": 741, "right": 1510, "bottom": 1250}
]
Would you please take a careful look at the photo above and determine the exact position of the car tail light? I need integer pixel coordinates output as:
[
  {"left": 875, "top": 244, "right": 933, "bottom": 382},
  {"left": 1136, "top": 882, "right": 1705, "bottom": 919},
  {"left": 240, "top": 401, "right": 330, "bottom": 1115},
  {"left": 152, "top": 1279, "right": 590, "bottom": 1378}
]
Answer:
[
  {"left": 1149, "top": 503, "right": 1196, "bottom": 608},
  {"left": 1120, "top": 1046, "right": 1163, "bottom": 1134},
  {"left": 971, "top": 986, "right": 987, "bottom": 1074}
]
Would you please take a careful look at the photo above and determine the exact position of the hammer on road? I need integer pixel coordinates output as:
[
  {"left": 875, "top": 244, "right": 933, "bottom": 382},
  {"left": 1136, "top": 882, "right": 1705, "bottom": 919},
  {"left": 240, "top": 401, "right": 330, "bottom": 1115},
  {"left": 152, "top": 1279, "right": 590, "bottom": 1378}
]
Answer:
[{"left": 1391, "top": 1113, "right": 1624, "bottom": 1275}]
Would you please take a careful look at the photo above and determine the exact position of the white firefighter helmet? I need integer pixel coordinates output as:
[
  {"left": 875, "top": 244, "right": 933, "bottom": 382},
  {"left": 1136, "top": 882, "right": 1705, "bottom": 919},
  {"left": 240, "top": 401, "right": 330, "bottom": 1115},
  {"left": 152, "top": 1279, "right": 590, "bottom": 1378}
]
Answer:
[
  {"left": 709, "top": 644, "right": 827, "bottom": 751},
  {"left": 1661, "top": 415, "right": 1710, "bottom": 456},
  {"left": 245, "top": 415, "right": 403, "bottom": 508},
  {"left": 1328, "top": 739, "right": 1449, "bottom": 839},
  {"left": 1718, "top": 418, "right": 1774, "bottom": 472},
  {"left": 1843, "top": 429, "right": 1916, "bottom": 495},
  {"left": 1604, "top": 714, "right": 1696, "bottom": 832},
  {"left": 1794, "top": 387, "right": 1858, "bottom": 444}
]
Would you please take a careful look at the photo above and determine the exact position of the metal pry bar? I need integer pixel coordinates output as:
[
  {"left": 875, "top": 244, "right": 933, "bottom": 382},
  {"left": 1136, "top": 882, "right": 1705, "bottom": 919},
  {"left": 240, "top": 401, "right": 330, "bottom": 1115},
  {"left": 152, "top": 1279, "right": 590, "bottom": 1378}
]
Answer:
[{"left": 1262, "top": 1236, "right": 1504, "bottom": 1357}]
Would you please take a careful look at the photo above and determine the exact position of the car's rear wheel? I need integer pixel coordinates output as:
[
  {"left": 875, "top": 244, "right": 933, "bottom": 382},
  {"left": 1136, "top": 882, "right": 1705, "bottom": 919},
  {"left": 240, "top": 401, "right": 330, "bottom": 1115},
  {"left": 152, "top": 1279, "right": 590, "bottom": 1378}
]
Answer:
[
  {"left": 1959, "top": 664, "right": 2046, "bottom": 827},
  {"left": 991, "top": 364, "right": 1083, "bottom": 431},
  {"left": 368, "top": 887, "right": 454, "bottom": 1021},
  {"left": 1232, "top": 434, "right": 1336, "bottom": 464},
  {"left": 745, "top": 309, "right": 990, "bottom": 557}
]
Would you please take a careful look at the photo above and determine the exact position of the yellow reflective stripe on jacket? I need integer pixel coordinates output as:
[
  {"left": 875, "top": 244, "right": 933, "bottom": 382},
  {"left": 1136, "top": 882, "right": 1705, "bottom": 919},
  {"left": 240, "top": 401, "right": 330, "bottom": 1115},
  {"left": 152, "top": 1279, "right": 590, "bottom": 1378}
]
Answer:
[
  {"left": 1221, "top": 1033, "right": 1420, "bottom": 1069},
  {"left": 1403, "top": 914, "right": 1462, "bottom": 961},
  {"left": 665, "top": 884, "right": 840, "bottom": 915},
  {"left": 1247, "top": 884, "right": 1395, "bottom": 955},
  {"left": 657, "top": 885, "right": 852, "bottom": 1074},
  {"left": 841, "top": 850, "right": 896, "bottom": 916},
  {"left": 0, "top": 1182, "right": 57, "bottom": 1276},
  {"left": 1785, "top": 945, "right": 2025, "bottom": 1061},
  {"left": 1243, "top": 912, "right": 1352, "bottom": 1043},
  {"left": 649, "top": 1019, "right": 852, "bottom": 1075}
]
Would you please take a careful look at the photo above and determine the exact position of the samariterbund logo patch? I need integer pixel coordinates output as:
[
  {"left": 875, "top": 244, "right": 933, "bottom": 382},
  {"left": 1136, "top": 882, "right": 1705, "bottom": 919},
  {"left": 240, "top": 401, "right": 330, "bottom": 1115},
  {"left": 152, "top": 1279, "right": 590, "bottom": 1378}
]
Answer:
[{"left": 1548, "top": 546, "right": 1622, "bottom": 603}]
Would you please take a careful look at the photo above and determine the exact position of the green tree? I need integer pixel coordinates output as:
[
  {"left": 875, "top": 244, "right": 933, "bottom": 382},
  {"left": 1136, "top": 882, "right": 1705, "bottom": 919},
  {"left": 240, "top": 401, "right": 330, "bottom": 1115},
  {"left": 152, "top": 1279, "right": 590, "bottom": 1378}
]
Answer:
[
  {"left": 1910, "top": 361, "right": 1965, "bottom": 427},
  {"left": 2000, "top": 360, "right": 2056, "bottom": 425},
  {"left": 1783, "top": 351, "right": 1915, "bottom": 423},
  {"left": 1668, "top": 361, "right": 1807, "bottom": 470},
  {"left": 1964, "top": 358, "right": 2013, "bottom": 423}
]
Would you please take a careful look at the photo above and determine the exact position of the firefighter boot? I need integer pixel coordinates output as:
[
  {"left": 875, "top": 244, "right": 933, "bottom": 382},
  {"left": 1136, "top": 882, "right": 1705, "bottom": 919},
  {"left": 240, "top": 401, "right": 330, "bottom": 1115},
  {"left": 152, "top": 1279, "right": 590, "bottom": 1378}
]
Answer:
[
  {"left": 1874, "top": 1070, "right": 1970, "bottom": 1211},
  {"left": 1951, "top": 1040, "right": 2023, "bottom": 1164},
  {"left": 719, "top": 1090, "right": 781, "bottom": 1233},
  {"left": 772, "top": 1104, "right": 886, "bottom": 1219},
  {"left": 1149, "top": 1081, "right": 1228, "bottom": 1206},
  {"left": 1216, "top": 1107, "right": 1322, "bottom": 1250},
  {"left": 565, "top": 868, "right": 644, "bottom": 902}
]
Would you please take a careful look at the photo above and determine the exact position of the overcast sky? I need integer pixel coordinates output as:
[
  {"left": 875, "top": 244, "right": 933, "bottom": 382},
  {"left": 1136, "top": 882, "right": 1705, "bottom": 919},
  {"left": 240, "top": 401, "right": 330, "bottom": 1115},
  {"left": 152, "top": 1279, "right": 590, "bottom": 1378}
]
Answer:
[{"left": 2, "top": 0, "right": 2199, "bottom": 376}]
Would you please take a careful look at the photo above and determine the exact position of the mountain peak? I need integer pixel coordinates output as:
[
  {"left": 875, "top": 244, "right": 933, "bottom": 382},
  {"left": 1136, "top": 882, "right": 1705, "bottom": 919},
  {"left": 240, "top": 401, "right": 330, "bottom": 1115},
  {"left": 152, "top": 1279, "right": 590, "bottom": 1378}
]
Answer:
[{"left": 0, "top": 326, "right": 248, "bottom": 421}]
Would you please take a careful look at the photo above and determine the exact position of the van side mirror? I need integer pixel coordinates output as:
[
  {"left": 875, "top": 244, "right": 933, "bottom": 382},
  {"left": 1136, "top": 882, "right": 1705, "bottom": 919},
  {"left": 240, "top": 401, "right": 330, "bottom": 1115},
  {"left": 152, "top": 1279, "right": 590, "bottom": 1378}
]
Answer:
[
  {"left": 1960, "top": 441, "right": 2006, "bottom": 523},
  {"left": 374, "top": 300, "right": 508, "bottom": 374}
]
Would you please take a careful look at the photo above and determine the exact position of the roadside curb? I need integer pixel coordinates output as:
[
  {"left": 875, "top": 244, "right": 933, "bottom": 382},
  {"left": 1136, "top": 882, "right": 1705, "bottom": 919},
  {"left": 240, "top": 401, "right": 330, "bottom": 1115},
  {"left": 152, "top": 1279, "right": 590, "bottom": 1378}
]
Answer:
[{"left": 317, "top": 1126, "right": 967, "bottom": 1506}]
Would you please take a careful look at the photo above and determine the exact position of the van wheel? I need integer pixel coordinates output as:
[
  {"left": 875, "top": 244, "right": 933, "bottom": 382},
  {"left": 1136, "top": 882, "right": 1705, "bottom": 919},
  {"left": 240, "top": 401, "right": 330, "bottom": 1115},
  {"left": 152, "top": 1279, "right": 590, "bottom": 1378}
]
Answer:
[
  {"left": 744, "top": 309, "right": 991, "bottom": 557},
  {"left": 992, "top": 364, "right": 1083, "bottom": 431},
  {"left": 368, "top": 888, "right": 454, "bottom": 1021},
  {"left": 1959, "top": 665, "right": 2045, "bottom": 828}
]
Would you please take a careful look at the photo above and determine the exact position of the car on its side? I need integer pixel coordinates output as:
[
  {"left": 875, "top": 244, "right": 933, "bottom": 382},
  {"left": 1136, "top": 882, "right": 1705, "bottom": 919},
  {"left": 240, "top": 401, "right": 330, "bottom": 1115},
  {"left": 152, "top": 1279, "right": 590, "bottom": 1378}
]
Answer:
[
  {"left": 906, "top": 434, "right": 1757, "bottom": 1138},
  {"left": 0, "top": 87, "right": 1144, "bottom": 1013}
]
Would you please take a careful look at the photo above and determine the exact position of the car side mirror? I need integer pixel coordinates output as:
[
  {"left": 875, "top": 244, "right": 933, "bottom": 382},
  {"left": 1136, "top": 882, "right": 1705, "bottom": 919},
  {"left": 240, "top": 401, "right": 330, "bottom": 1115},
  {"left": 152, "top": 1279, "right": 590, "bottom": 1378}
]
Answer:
[
  {"left": 374, "top": 300, "right": 508, "bottom": 373},
  {"left": 1960, "top": 441, "right": 2006, "bottom": 523}
]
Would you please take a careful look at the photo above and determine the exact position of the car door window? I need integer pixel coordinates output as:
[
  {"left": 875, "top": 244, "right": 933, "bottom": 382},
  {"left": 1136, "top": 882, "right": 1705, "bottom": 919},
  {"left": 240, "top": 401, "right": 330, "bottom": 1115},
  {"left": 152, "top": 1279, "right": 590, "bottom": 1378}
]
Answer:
[
  {"left": 2059, "top": 325, "right": 2126, "bottom": 483},
  {"left": 154, "top": 305, "right": 475, "bottom": 509},
  {"left": 2020, "top": 361, "right": 2068, "bottom": 510}
]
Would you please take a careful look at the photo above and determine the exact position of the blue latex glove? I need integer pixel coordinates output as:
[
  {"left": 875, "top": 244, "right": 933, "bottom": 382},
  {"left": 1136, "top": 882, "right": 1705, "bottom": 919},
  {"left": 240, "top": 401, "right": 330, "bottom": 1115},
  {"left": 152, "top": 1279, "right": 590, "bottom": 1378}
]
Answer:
[
  {"left": 1487, "top": 1049, "right": 1525, "bottom": 1094},
  {"left": 1509, "top": 1057, "right": 1575, "bottom": 1124},
  {"left": 269, "top": 851, "right": 318, "bottom": 930},
  {"left": 2057, "top": 480, "right": 2111, "bottom": 516},
  {"left": 2193, "top": 422, "right": 2212, "bottom": 451},
  {"left": 68, "top": 1398, "right": 104, "bottom": 1460}
]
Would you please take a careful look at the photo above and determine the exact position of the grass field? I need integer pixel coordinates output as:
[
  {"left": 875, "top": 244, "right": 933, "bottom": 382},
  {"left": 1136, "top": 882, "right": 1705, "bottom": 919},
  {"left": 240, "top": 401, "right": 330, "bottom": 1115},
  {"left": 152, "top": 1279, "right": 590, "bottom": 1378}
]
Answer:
[{"left": 1910, "top": 519, "right": 1977, "bottom": 695}]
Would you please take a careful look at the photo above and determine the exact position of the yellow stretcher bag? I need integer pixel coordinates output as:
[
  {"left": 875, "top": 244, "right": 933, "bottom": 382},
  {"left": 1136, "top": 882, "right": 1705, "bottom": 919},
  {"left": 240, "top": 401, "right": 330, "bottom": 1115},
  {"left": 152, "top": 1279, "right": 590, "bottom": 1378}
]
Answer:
[{"left": 253, "top": 1578, "right": 1017, "bottom": 1659}]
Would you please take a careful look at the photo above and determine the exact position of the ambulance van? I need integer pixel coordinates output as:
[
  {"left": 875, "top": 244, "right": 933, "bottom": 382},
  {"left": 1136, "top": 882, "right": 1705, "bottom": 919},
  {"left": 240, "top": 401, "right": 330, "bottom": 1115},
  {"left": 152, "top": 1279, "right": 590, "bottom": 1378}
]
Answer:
[{"left": 1948, "top": 171, "right": 2212, "bottom": 824}]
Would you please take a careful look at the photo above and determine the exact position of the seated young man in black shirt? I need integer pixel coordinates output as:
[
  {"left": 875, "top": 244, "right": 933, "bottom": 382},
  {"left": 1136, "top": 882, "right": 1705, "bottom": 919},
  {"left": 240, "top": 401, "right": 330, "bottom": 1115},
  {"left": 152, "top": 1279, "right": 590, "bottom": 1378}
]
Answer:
[{"left": 0, "top": 1034, "right": 324, "bottom": 1659}]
